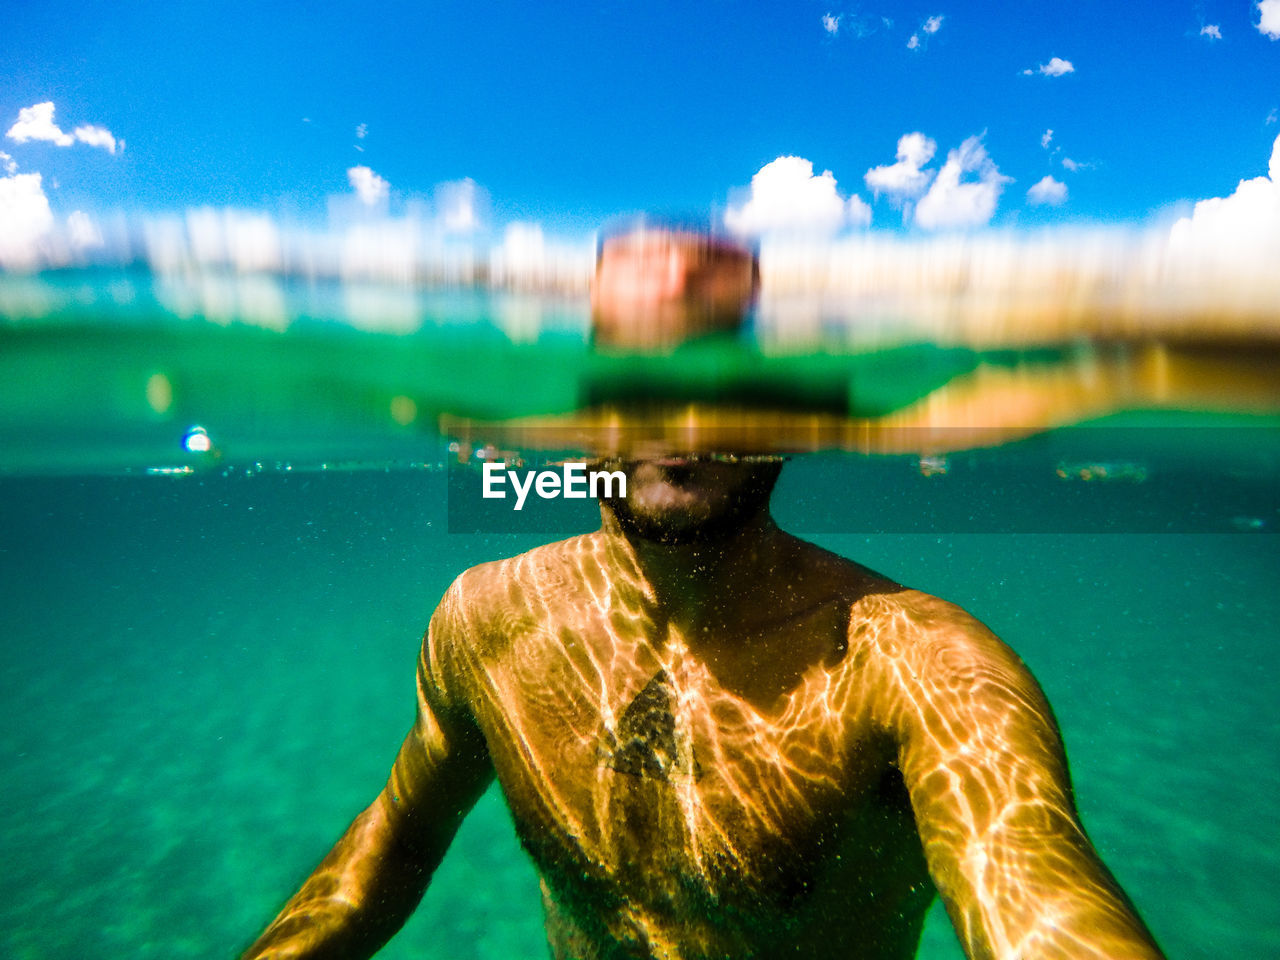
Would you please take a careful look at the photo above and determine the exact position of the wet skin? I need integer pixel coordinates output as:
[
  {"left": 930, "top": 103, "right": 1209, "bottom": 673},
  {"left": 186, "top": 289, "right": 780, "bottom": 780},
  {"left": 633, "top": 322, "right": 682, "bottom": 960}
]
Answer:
[{"left": 242, "top": 460, "right": 1165, "bottom": 960}]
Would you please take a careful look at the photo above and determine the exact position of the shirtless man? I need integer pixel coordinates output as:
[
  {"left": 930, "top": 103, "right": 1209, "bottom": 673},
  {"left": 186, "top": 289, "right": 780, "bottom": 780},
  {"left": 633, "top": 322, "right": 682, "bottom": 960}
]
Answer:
[{"left": 241, "top": 455, "right": 1165, "bottom": 960}]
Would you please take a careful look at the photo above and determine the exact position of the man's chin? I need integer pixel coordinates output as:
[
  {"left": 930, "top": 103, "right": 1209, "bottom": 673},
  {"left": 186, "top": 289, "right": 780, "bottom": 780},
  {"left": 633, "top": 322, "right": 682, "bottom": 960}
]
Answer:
[
  {"left": 608, "top": 496, "right": 769, "bottom": 546},
  {"left": 612, "top": 508, "right": 732, "bottom": 546},
  {"left": 601, "top": 457, "right": 784, "bottom": 546}
]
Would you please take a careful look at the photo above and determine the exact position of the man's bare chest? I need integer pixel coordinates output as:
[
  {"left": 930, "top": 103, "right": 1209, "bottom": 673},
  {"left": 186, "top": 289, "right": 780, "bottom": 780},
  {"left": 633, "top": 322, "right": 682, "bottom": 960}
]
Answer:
[{"left": 465, "top": 607, "right": 893, "bottom": 907}]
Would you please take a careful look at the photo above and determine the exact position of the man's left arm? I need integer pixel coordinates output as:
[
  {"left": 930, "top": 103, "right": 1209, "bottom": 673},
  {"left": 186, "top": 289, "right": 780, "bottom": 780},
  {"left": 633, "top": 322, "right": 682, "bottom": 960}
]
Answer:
[{"left": 885, "top": 594, "right": 1165, "bottom": 960}]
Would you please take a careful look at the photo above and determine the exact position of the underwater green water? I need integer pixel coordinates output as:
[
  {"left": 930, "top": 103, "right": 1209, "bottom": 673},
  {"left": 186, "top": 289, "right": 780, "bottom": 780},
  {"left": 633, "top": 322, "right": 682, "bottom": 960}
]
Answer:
[
  {"left": 2, "top": 275, "right": 1278, "bottom": 958},
  {"left": 1, "top": 463, "right": 1277, "bottom": 959}
]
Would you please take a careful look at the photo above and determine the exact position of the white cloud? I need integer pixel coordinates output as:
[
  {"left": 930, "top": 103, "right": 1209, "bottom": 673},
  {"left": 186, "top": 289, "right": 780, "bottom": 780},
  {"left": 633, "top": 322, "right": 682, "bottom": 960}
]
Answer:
[
  {"left": 347, "top": 165, "right": 389, "bottom": 206},
  {"left": 1027, "top": 175, "right": 1068, "bottom": 206},
  {"left": 865, "top": 132, "right": 937, "bottom": 201},
  {"left": 1168, "top": 133, "right": 1280, "bottom": 269},
  {"left": 356, "top": 123, "right": 368, "bottom": 139},
  {"left": 185, "top": 207, "right": 282, "bottom": 271},
  {"left": 1038, "top": 57, "right": 1075, "bottom": 76},
  {"left": 436, "top": 178, "right": 485, "bottom": 233},
  {"left": 908, "top": 14, "right": 943, "bottom": 48},
  {"left": 6, "top": 102, "right": 119, "bottom": 153},
  {"left": 494, "top": 222, "right": 545, "bottom": 271},
  {"left": 725, "top": 156, "right": 872, "bottom": 236},
  {"left": 0, "top": 172, "right": 55, "bottom": 269},
  {"left": 6, "top": 102, "right": 74, "bottom": 146},
  {"left": 67, "top": 210, "right": 104, "bottom": 248},
  {"left": 133, "top": 204, "right": 548, "bottom": 291},
  {"left": 0, "top": 151, "right": 15, "bottom": 175},
  {"left": 1200, "top": 24, "right": 1222, "bottom": 40},
  {"left": 914, "top": 136, "right": 1012, "bottom": 230},
  {"left": 848, "top": 194, "right": 873, "bottom": 228},
  {"left": 73, "top": 124, "right": 118, "bottom": 154},
  {"left": 333, "top": 172, "right": 488, "bottom": 237},
  {"left": 1041, "top": 129, "right": 1054, "bottom": 149},
  {"left": 823, "top": 12, "right": 888, "bottom": 39},
  {"left": 489, "top": 221, "right": 595, "bottom": 299},
  {"left": 1258, "top": 1, "right": 1280, "bottom": 39}
]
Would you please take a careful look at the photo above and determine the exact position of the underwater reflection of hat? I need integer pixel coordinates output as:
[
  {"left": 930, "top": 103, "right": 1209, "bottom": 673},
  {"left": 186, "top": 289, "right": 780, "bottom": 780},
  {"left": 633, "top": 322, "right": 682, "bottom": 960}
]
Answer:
[{"left": 441, "top": 342, "right": 1280, "bottom": 459}]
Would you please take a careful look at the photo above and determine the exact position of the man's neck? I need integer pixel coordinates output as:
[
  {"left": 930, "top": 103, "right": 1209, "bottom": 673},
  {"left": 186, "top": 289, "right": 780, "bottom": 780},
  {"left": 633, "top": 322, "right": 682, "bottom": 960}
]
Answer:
[{"left": 599, "top": 507, "right": 789, "bottom": 639}]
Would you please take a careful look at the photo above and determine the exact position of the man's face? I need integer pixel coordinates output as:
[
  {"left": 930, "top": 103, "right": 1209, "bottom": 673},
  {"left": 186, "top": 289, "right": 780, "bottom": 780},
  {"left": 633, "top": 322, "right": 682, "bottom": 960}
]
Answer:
[
  {"left": 602, "top": 457, "right": 783, "bottom": 545},
  {"left": 590, "top": 229, "right": 756, "bottom": 349}
]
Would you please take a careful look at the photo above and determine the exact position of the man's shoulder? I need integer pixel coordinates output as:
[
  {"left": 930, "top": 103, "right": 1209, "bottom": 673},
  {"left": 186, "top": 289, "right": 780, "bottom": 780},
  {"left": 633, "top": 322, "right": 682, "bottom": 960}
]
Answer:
[
  {"left": 863, "top": 589, "right": 1068, "bottom": 790},
  {"left": 453, "top": 537, "right": 601, "bottom": 591},
  {"left": 848, "top": 583, "right": 1024, "bottom": 678},
  {"left": 434, "top": 532, "right": 608, "bottom": 640},
  {"left": 775, "top": 538, "right": 1017, "bottom": 673},
  {"left": 427, "top": 534, "right": 605, "bottom": 679},
  {"left": 848, "top": 585, "right": 1053, "bottom": 738}
]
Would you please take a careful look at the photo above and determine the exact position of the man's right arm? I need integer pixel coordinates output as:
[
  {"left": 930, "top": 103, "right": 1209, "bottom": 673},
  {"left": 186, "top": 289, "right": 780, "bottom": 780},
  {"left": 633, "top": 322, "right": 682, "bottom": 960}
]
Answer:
[
  {"left": 240, "top": 589, "right": 494, "bottom": 960},
  {"left": 881, "top": 592, "right": 1164, "bottom": 960}
]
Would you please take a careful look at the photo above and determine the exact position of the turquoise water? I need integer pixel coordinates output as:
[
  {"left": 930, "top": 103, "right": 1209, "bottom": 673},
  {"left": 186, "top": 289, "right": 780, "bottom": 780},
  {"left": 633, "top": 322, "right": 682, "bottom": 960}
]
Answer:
[
  {"left": 2, "top": 274, "right": 1279, "bottom": 957},
  {"left": 2, "top": 463, "right": 1277, "bottom": 958}
]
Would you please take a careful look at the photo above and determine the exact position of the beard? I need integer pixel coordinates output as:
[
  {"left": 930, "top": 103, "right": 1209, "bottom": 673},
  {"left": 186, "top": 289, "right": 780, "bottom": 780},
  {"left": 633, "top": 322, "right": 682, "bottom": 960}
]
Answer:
[{"left": 601, "top": 459, "right": 783, "bottom": 546}]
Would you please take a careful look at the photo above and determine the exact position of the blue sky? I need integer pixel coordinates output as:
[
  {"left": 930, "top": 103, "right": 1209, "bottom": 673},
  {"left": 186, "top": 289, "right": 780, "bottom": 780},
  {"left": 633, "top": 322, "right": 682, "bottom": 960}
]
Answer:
[{"left": 2, "top": 0, "right": 1279, "bottom": 248}]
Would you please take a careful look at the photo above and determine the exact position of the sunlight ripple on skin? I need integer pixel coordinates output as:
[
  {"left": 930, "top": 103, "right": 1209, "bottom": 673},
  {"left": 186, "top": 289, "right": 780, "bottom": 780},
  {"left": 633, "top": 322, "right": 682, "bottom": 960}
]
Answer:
[
  {"left": 240, "top": 459, "right": 1165, "bottom": 960},
  {"left": 441, "top": 537, "right": 902, "bottom": 954}
]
